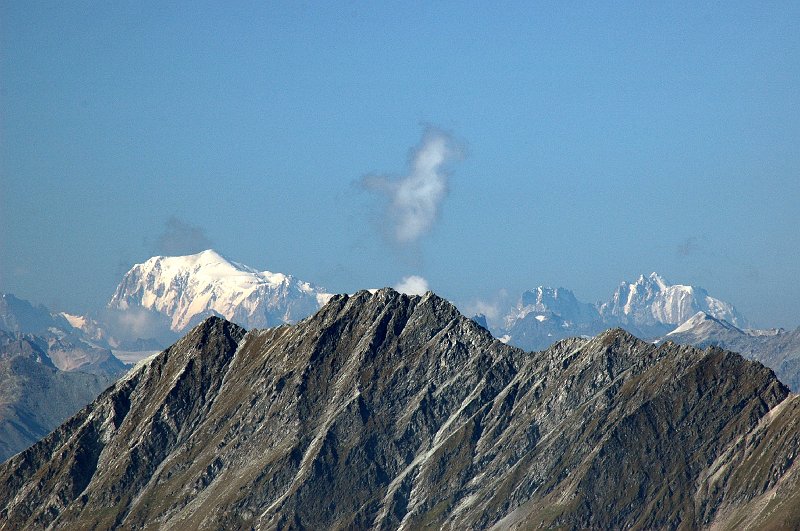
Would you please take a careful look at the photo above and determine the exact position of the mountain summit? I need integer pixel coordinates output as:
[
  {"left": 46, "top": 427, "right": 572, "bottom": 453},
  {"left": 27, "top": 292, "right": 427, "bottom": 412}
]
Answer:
[
  {"left": 496, "top": 273, "right": 747, "bottom": 351},
  {"left": 2, "top": 289, "right": 799, "bottom": 529},
  {"left": 599, "top": 272, "right": 747, "bottom": 330},
  {"left": 109, "top": 250, "right": 332, "bottom": 332}
]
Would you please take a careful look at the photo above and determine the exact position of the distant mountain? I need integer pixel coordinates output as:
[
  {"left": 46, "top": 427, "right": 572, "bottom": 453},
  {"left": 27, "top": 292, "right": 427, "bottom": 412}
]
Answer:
[
  {"left": 503, "top": 286, "right": 600, "bottom": 329},
  {"left": 0, "top": 294, "right": 125, "bottom": 377},
  {"left": 0, "top": 331, "right": 117, "bottom": 462},
  {"left": 2, "top": 290, "right": 800, "bottom": 529},
  {"left": 598, "top": 272, "right": 747, "bottom": 332},
  {"left": 663, "top": 311, "right": 748, "bottom": 346},
  {"left": 498, "top": 272, "right": 748, "bottom": 351},
  {"left": 663, "top": 311, "right": 800, "bottom": 391},
  {"left": 501, "top": 287, "right": 605, "bottom": 351},
  {"left": 109, "top": 249, "right": 333, "bottom": 332},
  {"left": 0, "top": 293, "right": 72, "bottom": 336}
]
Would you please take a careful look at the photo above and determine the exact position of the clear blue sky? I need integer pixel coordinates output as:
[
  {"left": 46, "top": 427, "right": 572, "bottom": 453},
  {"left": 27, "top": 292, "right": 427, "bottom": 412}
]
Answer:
[{"left": 1, "top": 1, "right": 798, "bottom": 328}]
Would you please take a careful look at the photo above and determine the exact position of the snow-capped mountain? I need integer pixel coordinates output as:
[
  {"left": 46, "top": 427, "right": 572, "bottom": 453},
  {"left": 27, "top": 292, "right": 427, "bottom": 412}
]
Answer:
[
  {"left": 661, "top": 311, "right": 800, "bottom": 391},
  {"left": 496, "top": 272, "right": 748, "bottom": 351},
  {"left": 662, "top": 311, "right": 747, "bottom": 346},
  {"left": 598, "top": 272, "right": 747, "bottom": 329},
  {"left": 498, "top": 287, "right": 605, "bottom": 351},
  {"left": 504, "top": 286, "right": 600, "bottom": 329},
  {"left": 109, "top": 250, "right": 333, "bottom": 332}
]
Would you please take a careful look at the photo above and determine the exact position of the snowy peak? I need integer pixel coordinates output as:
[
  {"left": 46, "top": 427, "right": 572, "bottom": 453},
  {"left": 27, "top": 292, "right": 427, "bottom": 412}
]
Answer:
[
  {"left": 507, "top": 286, "right": 599, "bottom": 328},
  {"left": 642, "top": 271, "right": 668, "bottom": 290},
  {"left": 109, "top": 250, "right": 332, "bottom": 332},
  {"left": 497, "top": 273, "right": 748, "bottom": 351},
  {"left": 667, "top": 311, "right": 743, "bottom": 337},
  {"left": 599, "top": 272, "right": 747, "bottom": 329}
]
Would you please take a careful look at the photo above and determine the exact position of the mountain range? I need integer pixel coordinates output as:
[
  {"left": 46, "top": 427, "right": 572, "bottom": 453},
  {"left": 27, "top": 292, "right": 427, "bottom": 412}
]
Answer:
[
  {"left": 492, "top": 276, "right": 800, "bottom": 392},
  {"left": 496, "top": 272, "right": 750, "bottom": 352},
  {"left": 39, "top": 251, "right": 765, "bottom": 358},
  {"left": 2, "top": 290, "right": 800, "bottom": 529},
  {"left": 2, "top": 251, "right": 799, "bottom": 472}
]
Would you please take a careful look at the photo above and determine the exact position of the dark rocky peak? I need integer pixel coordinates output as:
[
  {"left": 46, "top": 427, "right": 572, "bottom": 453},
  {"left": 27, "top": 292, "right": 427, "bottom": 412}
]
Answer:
[
  {"left": 0, "top": 290, "right": 798, "bottom": 529},
  {"left": 471, "top": 313, "right": 489, "bottom": 330}
]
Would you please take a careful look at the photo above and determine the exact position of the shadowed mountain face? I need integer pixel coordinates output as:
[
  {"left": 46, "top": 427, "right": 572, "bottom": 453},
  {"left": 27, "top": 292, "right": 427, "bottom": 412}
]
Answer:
[
  {"left": 0, "top": 295, "right": 126, "bottom": 463},
  {"left": 0, "top": 333, "right": 117, "bottom": 462},
  {"left": 1, "top": 290, "right": 799, "bottom": 529}
]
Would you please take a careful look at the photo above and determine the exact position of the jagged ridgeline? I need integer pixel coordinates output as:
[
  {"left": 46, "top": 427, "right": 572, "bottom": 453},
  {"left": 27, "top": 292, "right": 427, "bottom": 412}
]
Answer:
[{"left": 3, "top": 289, "right": 800, "bottom": 529}]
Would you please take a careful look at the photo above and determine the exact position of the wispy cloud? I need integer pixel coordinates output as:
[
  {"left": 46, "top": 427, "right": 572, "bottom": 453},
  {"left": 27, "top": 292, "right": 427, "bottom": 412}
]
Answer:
[
  {"left": 460, "top": 289, "right": 512, "bottom": 330},
  {"left": 155, "top": 217, "right": 213, "bottom": 256},
  {"left": 361, "top": 127, "right": 462, "bottom": 245},
  {"left": 394, "top": 275, "right": 430, "bottom": 296},
  {"left": 677, "top": 235, "right": 714, "bottom": 258},
  {"left": 677, "top": 237, "right": 700, "bottom": 257}
]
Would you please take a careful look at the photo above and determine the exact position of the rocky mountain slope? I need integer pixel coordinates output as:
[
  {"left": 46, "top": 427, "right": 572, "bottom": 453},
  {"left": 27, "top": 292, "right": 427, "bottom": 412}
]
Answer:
[
  {"left": 108, "top": 249, "right": 332, "bottom": 332},
  {"left": 665, "top": 311, "right": 800, "bottom": 391},
  {"left": 2, "top": 289, "right": 800, "bottom": 529},
  {"left": 0, "top": 332, "right": 117, "bottom": 462}
]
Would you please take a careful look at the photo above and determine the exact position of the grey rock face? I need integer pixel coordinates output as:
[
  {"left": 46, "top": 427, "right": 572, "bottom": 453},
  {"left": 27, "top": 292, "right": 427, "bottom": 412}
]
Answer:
[
  {"left": 666, "top": 313, "right": 800, "bottom": 391},
  {"left": 0, "top": 290, "right": 798, "bottom": 529},
  {"left": 0, "top": 332, "right": 117, "bottom": 462}
]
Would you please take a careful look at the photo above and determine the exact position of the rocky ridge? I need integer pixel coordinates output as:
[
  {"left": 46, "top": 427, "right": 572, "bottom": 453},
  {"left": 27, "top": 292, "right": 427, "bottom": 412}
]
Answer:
[
  {"left": 665, "top": 311, "right": 800, "bottom": 391},
  {"left": 0, "top": 332, "right": 117, "bottom": 462},
  {"left": 1, "top": 290, "right": 799, "bottom": 529}
]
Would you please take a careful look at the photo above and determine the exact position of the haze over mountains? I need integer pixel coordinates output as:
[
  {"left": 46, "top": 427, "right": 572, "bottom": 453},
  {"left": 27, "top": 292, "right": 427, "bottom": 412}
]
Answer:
[
  {"left": 4, "top": 251, "right": 799, "bottom": 385},
  {"left": 6, "top": 250, "right": 800, "bottom": 383},
  {"left": 3, "top": 290, "right": 800, "bottom": 529},
  {"left": 0, "top": 294, "right": 126, "bottom": 377},
  {"left": 495, "top": 272, "right": 752, "bottom": 350},
  {"left": 1, "top": 250, "right": 798, "bottom": 469}
]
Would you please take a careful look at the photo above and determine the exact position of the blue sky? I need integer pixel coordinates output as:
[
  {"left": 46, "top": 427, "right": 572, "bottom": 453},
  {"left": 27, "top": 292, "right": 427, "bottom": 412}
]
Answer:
[{"left": 1, "top": 2, "right": 799, "bottom": 327}]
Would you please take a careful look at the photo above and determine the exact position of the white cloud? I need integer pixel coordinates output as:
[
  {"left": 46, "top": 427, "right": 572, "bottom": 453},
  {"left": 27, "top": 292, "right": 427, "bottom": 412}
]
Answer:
[
  {"left": 395, "top": 275, "right": 430, "bottom": 296},
  {"left": 466, "top": 299, "right": 502, "bottom": 322},
  {"left": 362, "top": 128, "right": 461, "bottom": 245},
  {"left": 459, "top": 289, "right": 512, "bottom": 330}
]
